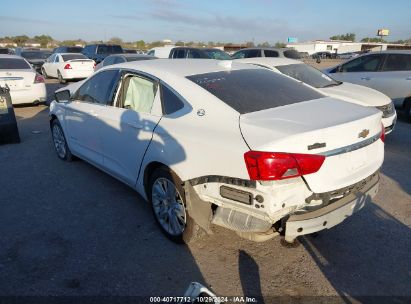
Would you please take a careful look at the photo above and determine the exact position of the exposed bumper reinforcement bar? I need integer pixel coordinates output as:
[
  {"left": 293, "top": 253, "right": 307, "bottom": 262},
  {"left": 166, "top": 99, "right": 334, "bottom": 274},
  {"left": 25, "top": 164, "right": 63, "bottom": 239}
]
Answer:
[{"left": 285, "top": 173, "right": 379, "bottom": 243}]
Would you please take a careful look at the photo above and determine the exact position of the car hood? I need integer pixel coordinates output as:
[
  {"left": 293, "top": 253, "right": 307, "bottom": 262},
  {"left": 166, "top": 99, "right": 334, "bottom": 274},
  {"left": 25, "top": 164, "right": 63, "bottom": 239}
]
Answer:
[{"left": 319, "top": 82, "right": 391, "bottom": 107}]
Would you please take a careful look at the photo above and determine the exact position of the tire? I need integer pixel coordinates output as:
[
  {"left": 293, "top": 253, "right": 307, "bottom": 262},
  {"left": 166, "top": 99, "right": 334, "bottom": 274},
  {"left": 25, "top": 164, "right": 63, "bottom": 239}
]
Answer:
[
  {"left": 41, "top": 67, "right": 48, "bottom": 78},
  {"left": 51, "top": 119, "right": 73, "bottom": 161},
  {"left": 57, "top": 70, "right": 66, "bottom": 84},
  {"left": 148, "top": 167, "right": 200, "bottom": 244},
  {"left": 404, "top": 98, "right": 411, "bottom": 123}
]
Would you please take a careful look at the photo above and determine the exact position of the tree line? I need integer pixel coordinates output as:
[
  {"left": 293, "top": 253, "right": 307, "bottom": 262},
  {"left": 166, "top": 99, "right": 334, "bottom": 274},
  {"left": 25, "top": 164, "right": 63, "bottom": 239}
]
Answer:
[{"left": 329, "top": 33, "right": 411, "bottom": 44}]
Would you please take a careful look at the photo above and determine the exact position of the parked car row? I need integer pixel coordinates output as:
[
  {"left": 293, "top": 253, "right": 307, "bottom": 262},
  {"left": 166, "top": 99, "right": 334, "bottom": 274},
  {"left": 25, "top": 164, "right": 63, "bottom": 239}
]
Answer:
[{"left": 49, "top": 57, "right": 387, "bottom": 245}]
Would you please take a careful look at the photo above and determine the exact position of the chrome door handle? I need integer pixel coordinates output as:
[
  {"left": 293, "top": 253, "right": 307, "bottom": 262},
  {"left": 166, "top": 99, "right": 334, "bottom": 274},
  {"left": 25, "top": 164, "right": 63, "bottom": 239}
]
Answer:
[{"left": 361, "top": 77, "right": 371, "bottom": 80}]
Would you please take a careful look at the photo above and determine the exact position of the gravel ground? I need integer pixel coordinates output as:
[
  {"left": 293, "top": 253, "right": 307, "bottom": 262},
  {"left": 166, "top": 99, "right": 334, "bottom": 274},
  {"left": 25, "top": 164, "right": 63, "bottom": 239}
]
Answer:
[{"left": 0, "top": 79, "right": 410, "bottom": 303}]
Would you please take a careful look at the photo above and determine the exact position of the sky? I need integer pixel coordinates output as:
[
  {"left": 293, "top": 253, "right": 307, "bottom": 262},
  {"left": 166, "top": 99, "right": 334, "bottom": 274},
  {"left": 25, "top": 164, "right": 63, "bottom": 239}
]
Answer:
[{"left": 1, "top": 0, "right": 410, "bottom": 43}]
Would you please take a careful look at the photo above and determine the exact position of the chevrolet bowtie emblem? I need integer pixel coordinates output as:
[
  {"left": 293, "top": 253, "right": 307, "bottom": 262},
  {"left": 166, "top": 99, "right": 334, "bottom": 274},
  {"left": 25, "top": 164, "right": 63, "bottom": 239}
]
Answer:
[{"left": 358, "top": 129, "right": 370, "bottom": 138}]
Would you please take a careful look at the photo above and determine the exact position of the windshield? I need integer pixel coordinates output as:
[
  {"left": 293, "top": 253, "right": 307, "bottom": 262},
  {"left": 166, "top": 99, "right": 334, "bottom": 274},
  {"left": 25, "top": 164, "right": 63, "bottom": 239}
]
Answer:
[
  {"left": 187, "top": 69, "right": 323, "bottom": 114},
  {"left": 203, "top": 49, "right": 232, "bottom": 60},
  {"left": 20, "top": 51, "right": 50, "bottom": 60},
  {"left": 0, "top": 58, "right": 31, "bottom": 69},
  {"left": 61, "top": 54, "right": 88, "bottom": 61},
  {"left": 276, "top": 64, "right": 341, "bottom": 88}
]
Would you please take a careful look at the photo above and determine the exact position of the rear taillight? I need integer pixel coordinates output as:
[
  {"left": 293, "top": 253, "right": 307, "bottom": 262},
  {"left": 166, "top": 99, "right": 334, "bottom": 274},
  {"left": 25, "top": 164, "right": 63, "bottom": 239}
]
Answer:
[
  {"left": 64, "top": 64, "right": 72, "bottom": 69},
  {"left": 93, "top": 62, "right": 96, "bottom": 69},
  {"left": 244, "top": 151, "right": 325, "bottom": 181},
  {"left": 34, "top": 74, "right": 45, "bottom": 83},
  {"left": 380, "top": 123, "right": 385, "bottom": 142}
]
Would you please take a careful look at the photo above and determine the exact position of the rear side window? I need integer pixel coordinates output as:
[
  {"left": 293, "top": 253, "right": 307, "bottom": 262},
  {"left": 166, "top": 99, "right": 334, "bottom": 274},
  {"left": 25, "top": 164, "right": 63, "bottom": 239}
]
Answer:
[
  {"left": 76, "top": 70, "right": 119, "bottom": 105},
  {"left": 0, "top": 58, "right": 31, "bottom": 69},
  {"left": 187, "top": 69, "right": 323, "bottom": 114},
  {"left": 264, "top": 50, "right": 279, "bottom": 57},
  {"left": 61, "top": 54, "right": 87, "bottom": 61},
  {"left": 172, "top": 49, "right": 186, "bottom": 58},
  {"left": 232, "top": 51, "right": 246, "bottom": 59},
  {"left": 382, "top": 54, "right": 411, "bottom": 71},
  {"left": 245, "top": 49, "right": 261, "bottom": 58},
  {"left": 161, "top": 84, "right": 185, "bottom": 114}
]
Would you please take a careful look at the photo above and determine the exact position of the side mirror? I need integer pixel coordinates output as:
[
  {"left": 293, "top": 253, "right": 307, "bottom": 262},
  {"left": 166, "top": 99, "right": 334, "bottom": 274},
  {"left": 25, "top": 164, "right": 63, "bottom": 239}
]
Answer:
[{"left": 55, "top": 90, "right": 71, "bottom": 103}]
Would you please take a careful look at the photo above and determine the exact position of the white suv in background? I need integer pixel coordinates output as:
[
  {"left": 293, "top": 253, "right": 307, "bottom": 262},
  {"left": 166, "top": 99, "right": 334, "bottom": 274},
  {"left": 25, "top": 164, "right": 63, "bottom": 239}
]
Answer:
[{"left": 325, "top": 51, "right": 411, "bottom": 121}]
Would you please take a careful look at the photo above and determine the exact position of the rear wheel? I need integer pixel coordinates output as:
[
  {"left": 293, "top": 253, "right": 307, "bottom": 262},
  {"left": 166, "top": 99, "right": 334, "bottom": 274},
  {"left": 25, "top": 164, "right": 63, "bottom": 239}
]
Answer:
[
  {"left": 51, "top": 119, "right": 72, "bottom": 161},
  {"left": 57, "top": 70, "right": 66, "bottom": 84},
  {"left": 148, "top": 167, "right": 200, "bottom": 244}
]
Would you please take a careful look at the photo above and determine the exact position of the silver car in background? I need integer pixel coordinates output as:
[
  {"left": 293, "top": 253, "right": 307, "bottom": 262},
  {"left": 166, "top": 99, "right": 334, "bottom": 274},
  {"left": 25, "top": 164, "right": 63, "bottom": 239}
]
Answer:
[{"left": 325, "top": 51, "right": 411, "bottom": 121}]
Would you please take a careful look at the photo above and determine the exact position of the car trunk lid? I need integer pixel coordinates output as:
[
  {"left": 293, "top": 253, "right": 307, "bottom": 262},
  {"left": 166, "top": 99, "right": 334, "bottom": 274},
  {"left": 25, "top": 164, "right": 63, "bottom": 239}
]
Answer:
[
  {"left": 240, "top": 97, "right": 384, "bottom": 192},
  {"left": 0, "top": 70, "right": 35, "bottom": 91},
  {"left": 65, "top": 59, "right": 94, "bottom": 71}
]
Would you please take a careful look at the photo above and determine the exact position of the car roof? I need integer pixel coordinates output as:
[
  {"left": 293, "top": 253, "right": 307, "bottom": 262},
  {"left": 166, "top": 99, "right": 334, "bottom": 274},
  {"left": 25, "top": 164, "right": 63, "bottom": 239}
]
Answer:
[
  {"left": 101, "top": 59, "right": 258, "bottom": 78},
  {"left": 57, "top": 52, "right": 85, "bottom": 55},
  {"left": 234, "top": 57, "right": 301, "bottom": 67},
  {"left": 108, "top": 53, "right": 152, "bottom": 58}
]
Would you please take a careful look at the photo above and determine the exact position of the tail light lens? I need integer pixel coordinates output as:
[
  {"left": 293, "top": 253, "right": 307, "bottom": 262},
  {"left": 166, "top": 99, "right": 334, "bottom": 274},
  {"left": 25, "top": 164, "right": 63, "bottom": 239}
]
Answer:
[
  {"left": 34, "top": 74, "right": 45, "bottom": 83},
  {"left": 244, "top": 151, "right": 325, "bottom": 181},
  {"left": 380, "top": 123, "right": 385, "bottom": 142},
  {"left": 64, "top": 64, "right": 72, "bottom": 69}
]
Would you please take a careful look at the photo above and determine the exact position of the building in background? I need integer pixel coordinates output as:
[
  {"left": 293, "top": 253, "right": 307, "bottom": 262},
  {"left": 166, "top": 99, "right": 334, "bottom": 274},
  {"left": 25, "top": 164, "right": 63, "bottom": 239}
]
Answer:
[{"left": 286, "top": 40, "right": 411, "bottom": 55}]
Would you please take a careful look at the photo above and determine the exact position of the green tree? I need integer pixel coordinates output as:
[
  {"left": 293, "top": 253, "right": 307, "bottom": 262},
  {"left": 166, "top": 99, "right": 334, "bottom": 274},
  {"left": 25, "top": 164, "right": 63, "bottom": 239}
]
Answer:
[
  {"left": 135, "top": 40, "right": 146, "bottom": 49},
  {"left": 330, "top": 33, "right": 356, "bottom": 41},
  {"left": 34, "top": 35, "right": 53, "bottom": 48},
  {"left": 274, "top": 41, "right": 286, "bottom": 48},
  {"left": 245, "top": 41, "right": 255, "bottom": 47},
  {"left": 175, "top": 40, "right": 185, "bottom": 46},
  {"left": 360, "top": 37, "right": 387, "bottom": 43},
  {"left": 12, "top": 35, "right": 29, "bottom": 46},
  {"left": 257, "top": 41, "right": 271, "bottom": 47},
  {"left": 108, "top": 37, "right": 123, "bottom": 45}
]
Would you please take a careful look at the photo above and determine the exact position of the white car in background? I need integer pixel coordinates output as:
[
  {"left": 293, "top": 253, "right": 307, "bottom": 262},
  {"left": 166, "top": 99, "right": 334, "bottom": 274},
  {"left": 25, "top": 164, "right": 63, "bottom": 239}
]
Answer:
[
  {"left": 0, "top": 55, "right": 46, "bottom": 105},
  {"left": 49, "top": 60, "right": 384, "bottom": 244},
  {"left": 325, "top": 51, "right": 411, "bottom": 121},
  {"left": 236, "top": 57, "right": 397, "bottom": 134},
  {"left": 42, "top": 53, "right": 95, "bottom": 84}
]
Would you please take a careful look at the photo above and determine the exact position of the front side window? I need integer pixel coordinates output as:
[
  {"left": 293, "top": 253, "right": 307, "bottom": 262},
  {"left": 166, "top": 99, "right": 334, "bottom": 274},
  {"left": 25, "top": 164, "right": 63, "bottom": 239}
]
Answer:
[
  {"left": 232, "top": 51, "right": 246, "bottom": 59},
  {"left": 382, "top": 54, "right": 411, "bottom": 71},
  {"left": 283, "top": 50, "right": 301, "bottom": 59},
  {"left": 187, "top": 68, "right": 323, "bottom": 114},
  {"left": 341, "top": 54, "right": 384, "bottom": 72},
  {"left": 173, "top": 49, "right": 186, "bottom": 58},
  {"left": 76, "top": 70, "right": 119, "bottom": 105},
  {"left": 264, "top": 50, "right": 279, "bottom": 57},
  {"left": 276, "top": 64, "right": 341, "bottom": 88},
  {"left": 119, "top": 75, "right": 158, "bottom": 114}
]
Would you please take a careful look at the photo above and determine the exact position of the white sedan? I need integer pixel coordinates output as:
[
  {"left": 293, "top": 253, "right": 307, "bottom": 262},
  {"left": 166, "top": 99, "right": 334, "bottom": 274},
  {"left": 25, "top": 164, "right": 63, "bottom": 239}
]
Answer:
[
  {"left": 0, "top": 55, "right": 46, "bottom": 105},
  {"left": 49, "top": 60, "right": 384, "bottom": 244},
  {"left": 236, "top": 57, "right": 397, "bottom": 134},
  {"left": 42, "top": 53, "right": 95, "bottom": 84}
]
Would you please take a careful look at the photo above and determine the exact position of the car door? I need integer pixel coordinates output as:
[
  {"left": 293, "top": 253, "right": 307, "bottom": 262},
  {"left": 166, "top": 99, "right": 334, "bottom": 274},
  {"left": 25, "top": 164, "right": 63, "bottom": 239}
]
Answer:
[
  {"left": 328, "top": 53, "right": 385, "bottom": 90},
  {"left": 64, "top": 69, "right": 120, "bottom": 166},
  {"left": 51, "top": 54, "right": 61, "bottom": 77},
  {"left": 371, "top": 53, "right": 411, "bottom": 107},
  {"left": 97, "top": 70, "right": 162, "bottom": 186}
]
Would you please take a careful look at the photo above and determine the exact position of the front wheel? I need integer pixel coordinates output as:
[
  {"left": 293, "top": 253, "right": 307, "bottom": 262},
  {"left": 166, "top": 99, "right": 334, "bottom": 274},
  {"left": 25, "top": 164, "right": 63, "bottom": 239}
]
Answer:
[
  {"left": 51, "top": 119, "right": 73, "bottom": 161},
  {"left": 148, "top": 167, "right": 200, "bottom": 244}
]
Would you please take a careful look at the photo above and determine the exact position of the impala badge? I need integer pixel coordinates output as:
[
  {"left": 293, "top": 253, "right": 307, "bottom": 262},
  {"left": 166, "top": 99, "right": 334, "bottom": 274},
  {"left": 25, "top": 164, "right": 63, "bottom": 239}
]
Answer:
[{"left": 358, "top": 129, "right": 370, "bottom": 139}]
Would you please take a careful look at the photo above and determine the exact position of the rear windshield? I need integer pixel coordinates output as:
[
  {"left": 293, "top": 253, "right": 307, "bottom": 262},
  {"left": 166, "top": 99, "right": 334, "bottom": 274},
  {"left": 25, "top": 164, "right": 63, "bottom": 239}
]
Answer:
[
  {"left": 97, "top": 45, "right": 123, "bottom": 54},
  {"left": 187, "top": 69, "right": 323, "bottom": 114},
  {"left": 283, "top": 50, "right": 301, "bottom": 59},
  {"left": 0, "top": 58, "right": 31, "bottom": 69},
  {"left": 276, "top": 64, "right": 341, "bottom": 88},
  {"left": 21, "top": 51, "right": 50, "bottom": 59},
  {"left": 61, "top": 54, "right": 88, "bottom": 61}
]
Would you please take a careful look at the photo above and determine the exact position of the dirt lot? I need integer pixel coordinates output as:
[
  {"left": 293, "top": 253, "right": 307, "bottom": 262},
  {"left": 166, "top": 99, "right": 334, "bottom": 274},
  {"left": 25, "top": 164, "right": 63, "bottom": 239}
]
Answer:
[{"left": 0, "top": 79, "right": 410, "bottom": 303}]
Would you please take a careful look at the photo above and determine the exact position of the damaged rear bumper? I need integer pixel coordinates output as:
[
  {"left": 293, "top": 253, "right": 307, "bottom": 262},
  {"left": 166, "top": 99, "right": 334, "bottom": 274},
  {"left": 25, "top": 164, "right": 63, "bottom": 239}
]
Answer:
[{"left": 284, "top": 173, "right": 379, "bottom": 243}]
